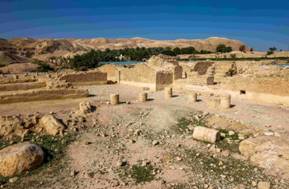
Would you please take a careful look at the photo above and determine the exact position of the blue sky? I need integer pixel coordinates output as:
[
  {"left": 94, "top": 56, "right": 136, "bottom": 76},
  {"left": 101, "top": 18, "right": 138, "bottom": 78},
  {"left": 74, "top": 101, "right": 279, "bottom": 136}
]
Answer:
[{"left": 0, "top": 0, "right": 288, "bottom": 51}]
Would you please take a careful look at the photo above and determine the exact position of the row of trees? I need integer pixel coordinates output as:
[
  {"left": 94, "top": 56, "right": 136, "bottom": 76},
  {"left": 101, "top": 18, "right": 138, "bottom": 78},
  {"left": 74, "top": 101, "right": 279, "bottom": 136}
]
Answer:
[
  {"left": 68, "top": 45, "right": 235, "bottom": 70},
  {"left": 69, "top": 46, "right": 213, "bottom": 70}
]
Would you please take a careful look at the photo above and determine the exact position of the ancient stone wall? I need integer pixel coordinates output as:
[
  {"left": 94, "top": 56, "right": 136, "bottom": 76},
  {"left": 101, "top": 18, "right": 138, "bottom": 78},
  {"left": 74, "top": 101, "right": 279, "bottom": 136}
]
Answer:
[
  {"left": 193, "top": 62, "right": 214, "bottom": 75},
  {"left": 98, "top": 64, "right": 120, "bottom": 82},
  {"left": 118, "top": 63, "right": 175, "bottom": 91},
  {"left": 96, "top": 56, "right": 179, "bottom": 90},
  {"left": 156, "top": 71, "right": 173, "bottom": 90},
  {"left": 59, "top": 71, "right": 107, "bottom": 84},
  {"left": 173, "top": 65, "right": 183, "bottom": 80},
  {"left": 120, "top": 64, "right": 156, "bottom": 83},
  {"left": 0, "top": 89, "right": 89, "bottom": 104},
  {"left": 146, "top": 55, "right": 182, "bottom": 81},
  {"left": 0, "top": 82, "right": 46, "bottom": 92},
  {"left": 0, "top": 74, "right": 37, "bottom": 84},
  {"left": 222, "top": 76, "right": 289, "bottom": 96}
]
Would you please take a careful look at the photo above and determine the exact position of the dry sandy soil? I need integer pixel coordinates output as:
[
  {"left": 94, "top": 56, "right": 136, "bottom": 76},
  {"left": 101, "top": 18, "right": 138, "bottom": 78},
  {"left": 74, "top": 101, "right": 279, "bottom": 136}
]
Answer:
[{"left": 1, "top": 84, "right": 289, "bottom": 189}]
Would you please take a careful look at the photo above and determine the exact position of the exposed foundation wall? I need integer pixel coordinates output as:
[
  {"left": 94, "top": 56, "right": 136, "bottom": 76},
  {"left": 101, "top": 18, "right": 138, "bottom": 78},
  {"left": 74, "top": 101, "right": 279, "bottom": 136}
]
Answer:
[
  {"left": 222, "top": 76, "right": 289, "bottom": 96},
  {"left": 176, "top": 83, "right": 289, "bottom": 107},
  {"left": 59, "top": 71, "right": 107, "bottom": 84},
  {"left": 228, "top": 90, "right": 289, "bottom": 107},
  {"left": 120, "top": 64, "right": 156, "bottom": 83},
  {"left": 0, "top": 74, "right": 37, "bottom": 84},
  {"left": 0, "top": 89, "right": 89, "bottom": 104},
  {"left": 119, "top": 64, "right": 157, "bottom": 90},
  {"left": 0, "top": 82, "right": 46, "bottom": 92}
]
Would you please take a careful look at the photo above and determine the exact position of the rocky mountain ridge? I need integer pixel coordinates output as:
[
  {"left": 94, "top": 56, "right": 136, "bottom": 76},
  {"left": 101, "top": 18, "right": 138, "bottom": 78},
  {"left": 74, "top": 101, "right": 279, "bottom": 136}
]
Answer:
[{"left": 1, "top": 37, "right": 247, "bottom": 56}]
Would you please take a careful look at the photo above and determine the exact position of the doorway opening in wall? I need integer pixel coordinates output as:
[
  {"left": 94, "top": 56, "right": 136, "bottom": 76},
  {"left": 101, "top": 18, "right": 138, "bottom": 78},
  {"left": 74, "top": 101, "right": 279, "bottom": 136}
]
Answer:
[{"left": 240, "top": 90, "right": 246, "bottom": 95}]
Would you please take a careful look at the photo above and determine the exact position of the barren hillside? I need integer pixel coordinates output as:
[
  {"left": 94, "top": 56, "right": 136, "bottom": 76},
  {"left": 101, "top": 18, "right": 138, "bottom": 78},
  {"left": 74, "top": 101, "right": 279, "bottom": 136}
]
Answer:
[{"left": 3, "top": 37, "right": 247, "bottom": 57}]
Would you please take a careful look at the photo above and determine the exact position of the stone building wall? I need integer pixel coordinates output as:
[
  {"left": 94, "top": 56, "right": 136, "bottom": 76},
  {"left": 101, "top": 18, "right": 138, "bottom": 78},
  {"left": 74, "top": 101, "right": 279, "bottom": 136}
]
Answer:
[
  {"left": 59, "top": 71, "right": 107, "bottom": 84},
  {"left": 173, "top": 65, "right": 183, "bottom": 80},
  {"left": 118, "top": 63, "right": 174, "bottom": 91},
  {"left": 97, "top": 55, "right": 179, "bottom": 90},
  {"left": 156, "top": 71, "right": 173, "bottom": 90},
  {"left": 120, "top": 64, "right": 156, "bottom": 83},
  {"left": 119, "top": 64, "right": 158, "bottom": 90},
  {"left": 97, "top": 64, "right": 120, "bottom": 82},
  {"left": 222, "top": 76, "right": 289, "bottom": 96},
  {"left": 0, "top": 82, "right": 46, "bottom": 92},
  {"left": 0, "top": 73, "right": 41, "bottom": 84},
  {"left": 0, "top": 89, "right": 89, "bottom": 104}
]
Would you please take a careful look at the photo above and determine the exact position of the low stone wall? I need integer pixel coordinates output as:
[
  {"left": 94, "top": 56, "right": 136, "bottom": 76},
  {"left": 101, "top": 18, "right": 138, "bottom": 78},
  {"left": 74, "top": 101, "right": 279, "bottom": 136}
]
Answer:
[
  {"left": 0, "top": 75, "right": 37, "bottom": 84},
  {"left": 0, "top": 89, "right": 89, "bottom": 104},
  {"left": 59, "top": 71, "right": 107, "bottom": 85},
  {"left": 0, "top": 82, "right": 46, "bottom": 92},
  {"left": 176, "top": 83, "right": 289, "bottom": 107},
  {"left": 223, "top": 76, "right": 289, "bottom": 96},
  {"left": 228, "top": 90, "right": 289, "bottom": 107}
]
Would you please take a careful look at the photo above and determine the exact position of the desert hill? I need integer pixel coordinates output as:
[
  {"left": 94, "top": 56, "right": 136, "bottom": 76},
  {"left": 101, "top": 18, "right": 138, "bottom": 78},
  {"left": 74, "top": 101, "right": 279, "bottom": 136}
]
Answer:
[
  {"left": 0, "top": 51, "right": 28, "bottom": 66},
  {"left": 0, "top": 37, "right": 247, "bottom": 59},
  {"left": 69, "top": 37, "right": 247, "bottom": 51}
]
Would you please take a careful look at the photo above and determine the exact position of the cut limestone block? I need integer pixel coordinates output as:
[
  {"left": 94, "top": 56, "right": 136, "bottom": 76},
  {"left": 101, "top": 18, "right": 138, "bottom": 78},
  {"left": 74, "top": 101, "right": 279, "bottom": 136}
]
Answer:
[
  {"left": 239, "top": 137, "right": 261, "bottom": 158},
  {"left": 139, "top": 92, "right": 148, "bottom": 102},
  {"left": 193, "top": 126, "right": 219, "bottom": 143},
  {"left": 191, "top": 92, "right": 198, "bottom": 102},
  {"left": 258, "top": 182, "right": 270, "bottom": 189},
  {"left": 110, "top": 94, "right": 120, "bottom": 105},
  {"left": 220, "top": 94, "right": 231, "bottom": 109},
  {"left": 78, "top": 101, "right": 94, "bottom": 114},
  {"left": 0, "top": 142, "right": 44, "bottom": 177},
  {"left": 239, "top": 136, "right": 289, "bottom": 180},
  {"left": 207, "top": 76, "right": 215, "bottom": 85},
  {"left": 164, "top": 87, "right": 173, "bottom": 99},
  {"left": 39, "top": 115, "right": 65, "bottom": 136}
]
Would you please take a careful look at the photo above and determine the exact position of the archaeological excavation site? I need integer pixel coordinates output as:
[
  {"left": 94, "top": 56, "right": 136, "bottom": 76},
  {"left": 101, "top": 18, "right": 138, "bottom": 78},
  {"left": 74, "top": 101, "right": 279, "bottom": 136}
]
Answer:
[
  {"left": 1, "top": 39, "right": 289, "bottom": 189},
  {"left": 3, "top": 0, "right": 289, "bottom": 188}
]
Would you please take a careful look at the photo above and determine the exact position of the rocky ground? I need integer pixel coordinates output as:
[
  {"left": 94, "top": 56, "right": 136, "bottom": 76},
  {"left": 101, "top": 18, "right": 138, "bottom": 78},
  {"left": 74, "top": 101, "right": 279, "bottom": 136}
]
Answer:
[{"left": 1, "top": 84, "right": 289, "bottom": 189}]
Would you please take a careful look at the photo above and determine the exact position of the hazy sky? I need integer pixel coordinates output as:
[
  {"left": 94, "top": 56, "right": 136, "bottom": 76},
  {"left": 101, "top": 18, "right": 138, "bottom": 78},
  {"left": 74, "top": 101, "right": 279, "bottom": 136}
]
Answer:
[{"left": 0, "top": 0, "right": 288, "bottom": 50}]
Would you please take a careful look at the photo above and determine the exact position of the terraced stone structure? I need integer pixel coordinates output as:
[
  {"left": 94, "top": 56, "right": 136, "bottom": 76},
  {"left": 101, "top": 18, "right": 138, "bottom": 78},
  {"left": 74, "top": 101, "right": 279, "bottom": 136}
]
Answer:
[{"left": 0, "top": 72, "right": 90, "bottom": 104}]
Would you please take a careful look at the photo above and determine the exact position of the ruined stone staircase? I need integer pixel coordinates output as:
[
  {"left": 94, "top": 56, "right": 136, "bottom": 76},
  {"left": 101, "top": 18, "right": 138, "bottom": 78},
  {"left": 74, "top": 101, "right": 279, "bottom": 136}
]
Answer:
[{"left": 213, "top": 62, "right": 236, "bottom": 83}]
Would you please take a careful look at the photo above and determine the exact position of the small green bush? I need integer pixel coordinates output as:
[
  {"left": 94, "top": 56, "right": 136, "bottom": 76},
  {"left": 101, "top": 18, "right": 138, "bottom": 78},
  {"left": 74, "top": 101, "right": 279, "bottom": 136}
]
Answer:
[
  {"left": 239, "top": 45, "right": 246, "bottom": 52},
  {"left": 266, "top": 51, "right": 274, "bottom": 56},
  {"left": 32, "top": 60, "right": 54, "bottom": 72},
  {"left": 216, "top": 44, "right": 233, "bottom": 53},
  {"left": 130, "top": 165, "right": 154, "bottom": 183}
]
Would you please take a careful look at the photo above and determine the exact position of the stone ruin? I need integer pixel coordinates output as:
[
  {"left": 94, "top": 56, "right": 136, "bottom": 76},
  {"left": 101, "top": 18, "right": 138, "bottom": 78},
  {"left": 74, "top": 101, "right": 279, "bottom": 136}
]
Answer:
[
  {"left": 1, "top": 54, "right": 288, "bottom": 107},
  {"left": 97, "top": 54, "right": 289, "bottom": 107},
  {"left": 0, "top": 70, "right": 108, "bottom": 104},
  {"left": 98, "top": 54, "right": 182, "bottom": 91},
  {"left": 59, "top": 70, "right": 107, "bottom": 85}
]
